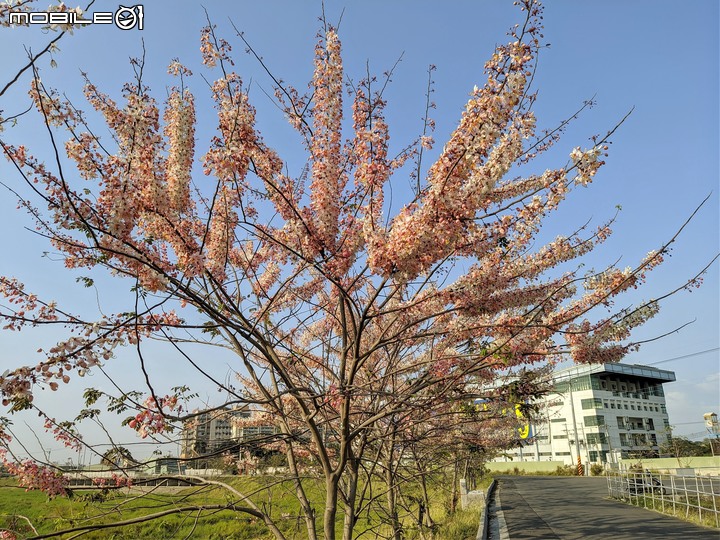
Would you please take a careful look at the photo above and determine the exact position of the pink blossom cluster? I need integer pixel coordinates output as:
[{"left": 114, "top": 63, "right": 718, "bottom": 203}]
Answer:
[
  {"left": 92, "top": 473, "right": 132, "bottom": 488},
  {"left": 43, "top": 417, "right": 82, "bottom": 451},
  {"left": 0, "top": 304, "right": 183, "bottom": 409},
  {"left": 200, "top": 25, "right": 233, "bottom": 68},
  {"left": 364, "top": 37, "right": 540, "bottom": 278},
  {"left": 324, "top": 384, "right": 342, "bottom": 409},
  {"left": 570, "top": 145, "right": 606, "bottom": 186},
  {"left": 164, "top": 87, "right": 195, "bottom": 217},
  {"left": 308, "top": 29, "right": 345, "bottom": 253},
  {"left": 235, "top": 451, "right": 259, "bottom": 474},
  {"left": 3, "top": 459, "right": 68, "bottom": 498},
  {"left": 0, "top": 277, "right": 58, "bottom": 332},
  {"left": 351, "top": 86, "right": 393, "bottom": 269},
  {"left": 128, "top": 395, "right": 180, "bottom": 438}
]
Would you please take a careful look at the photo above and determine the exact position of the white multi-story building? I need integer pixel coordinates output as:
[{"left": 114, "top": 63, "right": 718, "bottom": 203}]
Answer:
[
  {"left": 180, "top": 407, "right": 250, "bottom": 458},
  {"left": 180, "top": 406, "right": 279, "bottom": 459},
  {"left": 234, "top": 424, "right": 278, "bottom": 441},
  {"left": 498, "top": 363, "right": 675, "bottom": 465}
]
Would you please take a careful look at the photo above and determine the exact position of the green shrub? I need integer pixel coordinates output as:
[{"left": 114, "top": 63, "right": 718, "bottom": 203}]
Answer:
[{"left": 552, "top": 465, "right": 576, "bottom": 476}]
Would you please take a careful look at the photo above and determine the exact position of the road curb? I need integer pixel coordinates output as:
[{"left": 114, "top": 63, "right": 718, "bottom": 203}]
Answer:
[{"left": 477, "top": 479, "right": 497, "bottom": 540}]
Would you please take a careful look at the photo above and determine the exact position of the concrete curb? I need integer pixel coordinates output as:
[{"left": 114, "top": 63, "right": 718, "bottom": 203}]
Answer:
[{"left": 476, "top": 479, "right": 497, "bottom": 540}]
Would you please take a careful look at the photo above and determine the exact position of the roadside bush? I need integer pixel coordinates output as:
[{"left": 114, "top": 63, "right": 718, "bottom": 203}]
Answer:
[{"left": 552, "top": 465, "right": 577, "bottom": 476}]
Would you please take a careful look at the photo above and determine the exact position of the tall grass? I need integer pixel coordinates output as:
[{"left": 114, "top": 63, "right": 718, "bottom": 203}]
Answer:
[{"left": 0, "top": 475, "right": 481, "bottom": 539}]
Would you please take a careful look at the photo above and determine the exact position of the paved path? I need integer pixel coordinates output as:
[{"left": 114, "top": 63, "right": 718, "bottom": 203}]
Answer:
[{"left": 489, "top": 476, "right": 719, "bottom": 539}]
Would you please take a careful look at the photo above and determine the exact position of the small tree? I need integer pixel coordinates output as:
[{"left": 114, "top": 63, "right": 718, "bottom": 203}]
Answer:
[
  {"left": 661, "top": 436, "right": 713, "bottom": 462},
  {"left": 0, "top": 1, "right": 712, "bottom": 538}
]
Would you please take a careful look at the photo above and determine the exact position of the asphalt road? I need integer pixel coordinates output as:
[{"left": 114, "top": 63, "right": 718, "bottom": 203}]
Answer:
[{"left": 489, "top": 476, "right": 719, "bottom": 539}]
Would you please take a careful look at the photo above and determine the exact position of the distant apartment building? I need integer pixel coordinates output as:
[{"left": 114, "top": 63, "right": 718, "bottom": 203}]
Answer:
[
  {"left": 234, "top": 424, "right": 278, "bottom": 441},
  {"left": 497, "top": 363, "right": 675, "bottom": 465},
  {"left": 180, "top": 406, "right": 278, "bottom": 459},
  {"left": 180, "top": 407, "right": 250, "bottom": 459}
]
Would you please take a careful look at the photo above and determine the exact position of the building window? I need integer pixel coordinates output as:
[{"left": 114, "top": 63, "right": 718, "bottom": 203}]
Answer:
[
  {"left": 568, "top": 375, "right": 593, "bottom": 392},
  {"left": 632, "top": 434, "right": 648, "bottom": 446},
  {"left": 586, "top": 432, "right": 608, "bottom": 444},
  {"left": 584, "top": 415, "right": 605, "bottom": 427},
  {"left": 555, "top": 451, "right": 571, "bottom": 456},
  {"left": 550, "top": 418, "right": 566, "bottom": 423},
  {"left": 552, "top": 434, "right": 568, "bottom": 439},
  {"left": 581, "top": 398, "right": 603, "bottom": 410}
]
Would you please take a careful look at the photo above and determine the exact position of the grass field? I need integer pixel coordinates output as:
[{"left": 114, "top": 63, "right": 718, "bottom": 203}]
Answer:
[{"left": 0, "top": 476, "right": 480, "bottom": 539}]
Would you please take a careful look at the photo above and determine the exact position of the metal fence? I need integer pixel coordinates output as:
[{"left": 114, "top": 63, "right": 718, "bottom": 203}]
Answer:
[{"left": 606, "top": 470, "right": 719, "bottom": 528}]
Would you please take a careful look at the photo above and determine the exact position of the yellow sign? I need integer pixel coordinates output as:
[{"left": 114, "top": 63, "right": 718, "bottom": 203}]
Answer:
[{"left": 516, "top": 403, "right": 531, "bottom": 439}]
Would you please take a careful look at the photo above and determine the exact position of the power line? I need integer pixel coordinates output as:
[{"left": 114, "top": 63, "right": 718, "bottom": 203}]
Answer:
[{"left": 645, "top": 347, "right": 719, "bottom": 366}]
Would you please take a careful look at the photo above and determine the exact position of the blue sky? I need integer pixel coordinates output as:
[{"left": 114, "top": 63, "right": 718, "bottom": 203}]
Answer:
[{"left": 0, "top": 1, "right": 717, "bottom": 460}]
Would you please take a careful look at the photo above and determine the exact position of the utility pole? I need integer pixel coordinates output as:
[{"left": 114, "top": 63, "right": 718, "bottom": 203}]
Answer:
[
  {"left": 604, "top": 424, "right": 614, "bottom": 465},
  {"left": 704, "top": 412, "right": 719, "bottom": 457},
  {"left": 567, "top": 380, "right": 582, "bottom": 466}
]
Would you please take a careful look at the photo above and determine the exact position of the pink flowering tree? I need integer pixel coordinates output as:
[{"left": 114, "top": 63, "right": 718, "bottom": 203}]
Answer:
[{"left": 0, "top": 1, "right": 711, "bottom": 538}]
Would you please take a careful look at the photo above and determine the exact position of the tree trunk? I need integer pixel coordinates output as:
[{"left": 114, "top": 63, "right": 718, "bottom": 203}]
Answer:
[
  {"left": 384, "top": 429, "right": 402, "bottom": 540},
  {"left": 449, "top": 457, "right": 460, "bottom": 514},
  {"left": 285, "top": 440, "right": 318, "bottom": 540},
  {"left": 324, "top": 474, "right": 340, "bottom": 540},
  {"left": 418, "top": 468, "right": 434, "bottom": 528},
  {"left": 410, "top": 444, "right": 435, "bottom": 530},
  {"left": 341, "top": 459, "right": 359, "bottom": 540}
]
